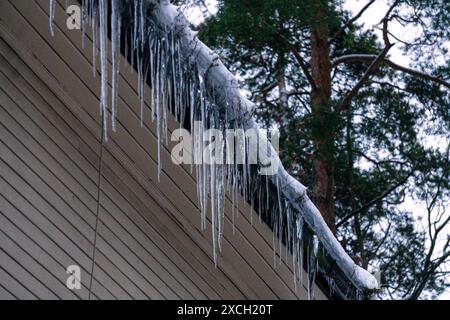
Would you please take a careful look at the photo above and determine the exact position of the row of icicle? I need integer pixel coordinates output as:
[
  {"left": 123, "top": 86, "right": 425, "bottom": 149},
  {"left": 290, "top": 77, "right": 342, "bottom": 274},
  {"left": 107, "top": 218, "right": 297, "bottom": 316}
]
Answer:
[{"left": 49, "top": 0, "right": 328, "bottom": 299}]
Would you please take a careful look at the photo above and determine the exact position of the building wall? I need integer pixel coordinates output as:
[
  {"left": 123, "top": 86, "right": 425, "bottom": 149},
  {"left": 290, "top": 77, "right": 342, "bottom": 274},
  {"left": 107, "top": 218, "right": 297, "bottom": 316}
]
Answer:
[{"left": 0, "top": 0, "right": 326, "bottom": 300}]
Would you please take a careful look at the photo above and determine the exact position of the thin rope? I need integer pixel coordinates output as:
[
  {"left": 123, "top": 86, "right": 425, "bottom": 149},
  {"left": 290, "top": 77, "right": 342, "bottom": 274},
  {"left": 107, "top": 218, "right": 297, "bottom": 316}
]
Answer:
[{"left": 88, "top": 118, "right": 105, "bottom": 300}]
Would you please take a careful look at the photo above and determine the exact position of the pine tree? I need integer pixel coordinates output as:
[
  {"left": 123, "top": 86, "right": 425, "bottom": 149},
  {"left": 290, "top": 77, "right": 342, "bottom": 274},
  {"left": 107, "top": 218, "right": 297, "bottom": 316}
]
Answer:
[{"left": 178, "top": 0, "right": 450, "bottom": 299}]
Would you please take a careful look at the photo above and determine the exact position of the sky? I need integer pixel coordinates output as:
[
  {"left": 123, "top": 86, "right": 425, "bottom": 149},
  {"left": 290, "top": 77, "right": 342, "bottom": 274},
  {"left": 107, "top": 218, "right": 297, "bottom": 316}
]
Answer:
[
  {"left": 182, "top": 0, "right": 449, "bottom": 300},
  {"left": 344, "top": 0, "right": 450, "bottom": 300},
  {"left": 345, "top": 0, "right": 413, "bottom": 62}
]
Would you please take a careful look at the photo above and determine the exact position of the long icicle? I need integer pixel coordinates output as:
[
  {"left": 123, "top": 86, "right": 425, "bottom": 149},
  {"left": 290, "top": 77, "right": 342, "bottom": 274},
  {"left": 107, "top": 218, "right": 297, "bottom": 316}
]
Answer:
[
  {"left": 47, "top": 0, "right": 377, "bottom": 296},
  {"left": 49, "top": 0, "right": 56, "bottom": 36},
  {"left": 92, "top": 2, "right": 98, "bottom": 79},
  {"left": 148, "top": 0, "right": 378, "bottom": 292},
  {"left": 111, "top": 0, "right": 121, "bottom": 132},
  {"left": 98, "top": 0, "right": 108, "bottom": 141}
]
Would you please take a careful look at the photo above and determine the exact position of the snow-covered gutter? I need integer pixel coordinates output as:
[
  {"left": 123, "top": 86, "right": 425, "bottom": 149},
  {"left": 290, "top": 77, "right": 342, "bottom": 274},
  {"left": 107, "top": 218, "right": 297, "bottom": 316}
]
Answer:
[
  {"left": 150, "top": 0, "right": 378, "bottom": 292},
  {"left": 49, "top": 0, "right": 377, "bottom": 293}
]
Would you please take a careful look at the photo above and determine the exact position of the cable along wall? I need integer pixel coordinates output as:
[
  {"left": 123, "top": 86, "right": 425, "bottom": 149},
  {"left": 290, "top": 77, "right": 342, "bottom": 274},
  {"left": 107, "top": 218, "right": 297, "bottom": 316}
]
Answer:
[{"left": 48, "top": 0, "right": 378, "bottom": 298}]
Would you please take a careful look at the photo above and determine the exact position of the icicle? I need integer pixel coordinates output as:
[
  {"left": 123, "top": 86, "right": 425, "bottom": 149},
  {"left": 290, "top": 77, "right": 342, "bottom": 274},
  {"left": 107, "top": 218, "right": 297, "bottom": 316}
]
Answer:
[
  {"left": 250, "top": 187, "right": 254, "bottom": 225},
  {"left": 211, "top": 155, "right": 217, "bottom": 265},
  {"left": 171, "top": 30, "right": 178, "bottom": 119},
  {"left": 143, "top": 59, "right": 151, "bottom": 123},
  {"left": 111, "top": 0, "right": 121, "bottom": 132},
  {"left": 218, "top": 164, "right": 226, "bottom": 251},
  {"left": 313, "top": 236, "right": 319, "bottom": 256},
  {"left": 49, "top": 0, "right": 56, "bottom": 36},
  {"left": 276, "top": 176, "right": 282, "bottom": 252},
  {"left": 285, "top": 205, "right": 292, "bottom": 259},
  {"left": 272, "top": 209, "right": 277, "bottom": 269},
  {"left": 81, "top": 0, "right": 86, "bottom": 48},
  {"left": 308, "top": 235, "right": 319, "bottom": 300},
  {"left": 92, "top": 3, "right": 98, "bottom": 79},
  {"left": 265, "top": 175, "right": 270, "bottom": 219},
  {"left": 162, "top": 31, "right": 169, "bottom": 144},
  {"left": 326, "top": 276, "right": 336, "bottom": 297},
  {"left": 189, "top": 77, "right": 195, "bottom": 172},
  {"left": 296, "top": 216, "right": 304, "bottom": 287},
  {"left": 235, "top": 168, "right": 239, "bottom": 220},
  {"left": 46, "top": 0, "right": 378, "bottom": 294},
  {"left": 99, "top": 0, "right": 109, "bottom": 141},
  {"left": 137, "top": 55, "right": 145, "bottom": 127},
  {"left": 131, "top": 0, "right": 138, "bottom": 71},
  {"left": 231, "top": 167, "right": 236, "bottom": 235},
  {"left": 140, "top": 0, "right": 146, "bottom": 51},
  {"left": 199, "top": 73, "right": 208, "bottom": 233},
  {"left": 242, "top": 128, "right": 248, "bottom": 203},
  {"left": 150, "top": 36, "right": 156, "bottom": 122},
  {"left": 258, "top": 183, "right": 263, "bottom": 224},
  {"left": 156, "top": 39, "right": 162, "bottom": 181},
  {"left": 162, "top": 78, "right": 169, "bottom": 144}
]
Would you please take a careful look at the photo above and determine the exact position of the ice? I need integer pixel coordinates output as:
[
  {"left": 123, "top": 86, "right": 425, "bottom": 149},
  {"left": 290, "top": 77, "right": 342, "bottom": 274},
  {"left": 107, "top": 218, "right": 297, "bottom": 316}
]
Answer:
[
  {"left": 149, "top": 38, "right": 155, "bottom": 122},
  {"left": 92, "top": 4, "right": 98, "bottom": 79},
  {"left": 156, "top": 39, "right": 162, "bottom": 181},
  {"left": 210, "top": 152, "right": 217, "bottom": 265},
  {"left": 49, "top": 0, "right": 55, "bottom": 37},
  {"left": 139, "top": 0, "right": 145, "bottom": 52},
  {"left": 132, "top": 0, "right": 138, "bottom": 70},
  {"left": 98, "top": 0, "right": 109, "bottom": 141},
  {"left": 46, "top": 0, "right": 378, "bottom": 296},
  {"left": 111, "top": 0, "right": 121, "bottom": 132},
  {"left": 306, "top": 235, "right": 320, "bottom": 299}
]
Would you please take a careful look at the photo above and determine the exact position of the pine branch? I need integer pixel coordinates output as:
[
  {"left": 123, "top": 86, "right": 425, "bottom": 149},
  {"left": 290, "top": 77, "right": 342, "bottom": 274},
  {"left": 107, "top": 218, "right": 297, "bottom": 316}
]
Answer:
[
  {"left": 336, "top": 15, "right": 394, "bottom": 112},
  {"left": 329, "top": 0, "right": 376, "bottom": 44},
  {"left": 150, "top": 0, "right": 378, "bottom": 291},
  {"left": 274, "top": 32, "right": 317, "bottom": 90},
  {"left": 336, "top": 170, "right": 414, "bottom": 228},
  {"left": 336, "top": 2, "right": 404, "bottom": 112}
]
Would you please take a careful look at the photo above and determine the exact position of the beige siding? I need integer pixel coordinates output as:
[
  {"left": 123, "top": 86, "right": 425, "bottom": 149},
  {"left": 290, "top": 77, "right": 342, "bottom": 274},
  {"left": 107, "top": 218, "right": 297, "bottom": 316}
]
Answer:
[{"left": 0, "top": 0, "right": 327, "bottom": 300}]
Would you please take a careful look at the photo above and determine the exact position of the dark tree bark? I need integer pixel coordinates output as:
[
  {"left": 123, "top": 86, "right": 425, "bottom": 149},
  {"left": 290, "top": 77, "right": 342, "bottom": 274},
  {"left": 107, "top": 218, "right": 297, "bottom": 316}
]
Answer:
[{"left": 310, "top": 1, "right": 336, "bottom": 233}]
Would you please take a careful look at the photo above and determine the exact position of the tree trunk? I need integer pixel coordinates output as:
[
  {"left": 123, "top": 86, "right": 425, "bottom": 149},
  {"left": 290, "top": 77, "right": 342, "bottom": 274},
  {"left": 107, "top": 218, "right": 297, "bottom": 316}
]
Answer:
[{"left": 310, "top": 1, "right": 336, "bottom": 233}]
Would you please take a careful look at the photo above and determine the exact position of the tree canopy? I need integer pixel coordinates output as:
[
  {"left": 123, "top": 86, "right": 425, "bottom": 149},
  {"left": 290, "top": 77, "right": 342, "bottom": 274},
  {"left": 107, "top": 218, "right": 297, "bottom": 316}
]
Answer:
[{"left": 176, "top": 0, "right": 450, "bottom": 299}]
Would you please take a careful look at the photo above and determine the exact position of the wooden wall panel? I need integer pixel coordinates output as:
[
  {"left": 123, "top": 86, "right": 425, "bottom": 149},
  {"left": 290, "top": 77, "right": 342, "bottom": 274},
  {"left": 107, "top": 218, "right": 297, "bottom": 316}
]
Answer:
[{"left": 0, "top": 0, "right": 327, "bottom": 300}]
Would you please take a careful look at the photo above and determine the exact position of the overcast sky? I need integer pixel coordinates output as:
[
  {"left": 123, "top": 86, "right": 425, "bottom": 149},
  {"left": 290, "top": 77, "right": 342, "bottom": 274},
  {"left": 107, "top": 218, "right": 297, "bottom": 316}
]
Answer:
[{"left": 344, "top": 0, "right": 449, "bottom": 300}]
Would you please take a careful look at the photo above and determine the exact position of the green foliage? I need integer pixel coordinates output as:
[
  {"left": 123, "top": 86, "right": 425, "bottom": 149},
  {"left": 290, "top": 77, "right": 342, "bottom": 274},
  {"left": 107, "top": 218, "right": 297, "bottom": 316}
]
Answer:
[{"left": 185, "top": 0, "right": 449, "bottom": 299}]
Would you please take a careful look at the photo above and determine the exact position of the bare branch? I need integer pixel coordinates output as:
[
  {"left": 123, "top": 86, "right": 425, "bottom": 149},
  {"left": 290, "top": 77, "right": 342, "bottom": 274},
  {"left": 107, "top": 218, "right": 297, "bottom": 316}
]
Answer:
[
  {"left": 357, "top": 150, "right": 409, "bottom": 167},
  {"left": 274, "top": 32, "right": 317, "bottom": 90},
  {"left": 370, "top": 222, "right": 392, "bottom": 259},
  {"left": 336, "top": 170, "right": 414, "bottom": 228},
  {"left": 332, "top": 54, "right": 450, "bottom": 90},
  {"left": 287, "top": 90, "right": 310, "bottom": 97},
  {"left": 334, "top": 1, "right": 410, "bottom": 112},
  {"left": 329, "top": 0, "right": 376, "bottom": 44},
  {"left": 406, "top": 180, "right": 450, "bottom": 299},
  {"left": 336, "top": 16, "right": 394, "bottom": 111},
  {"left": 368, "top": 80, "right": 408, "bottom": 92},
  {"left": 259, "top": 81, "right": 278, "bottom": 96}
]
